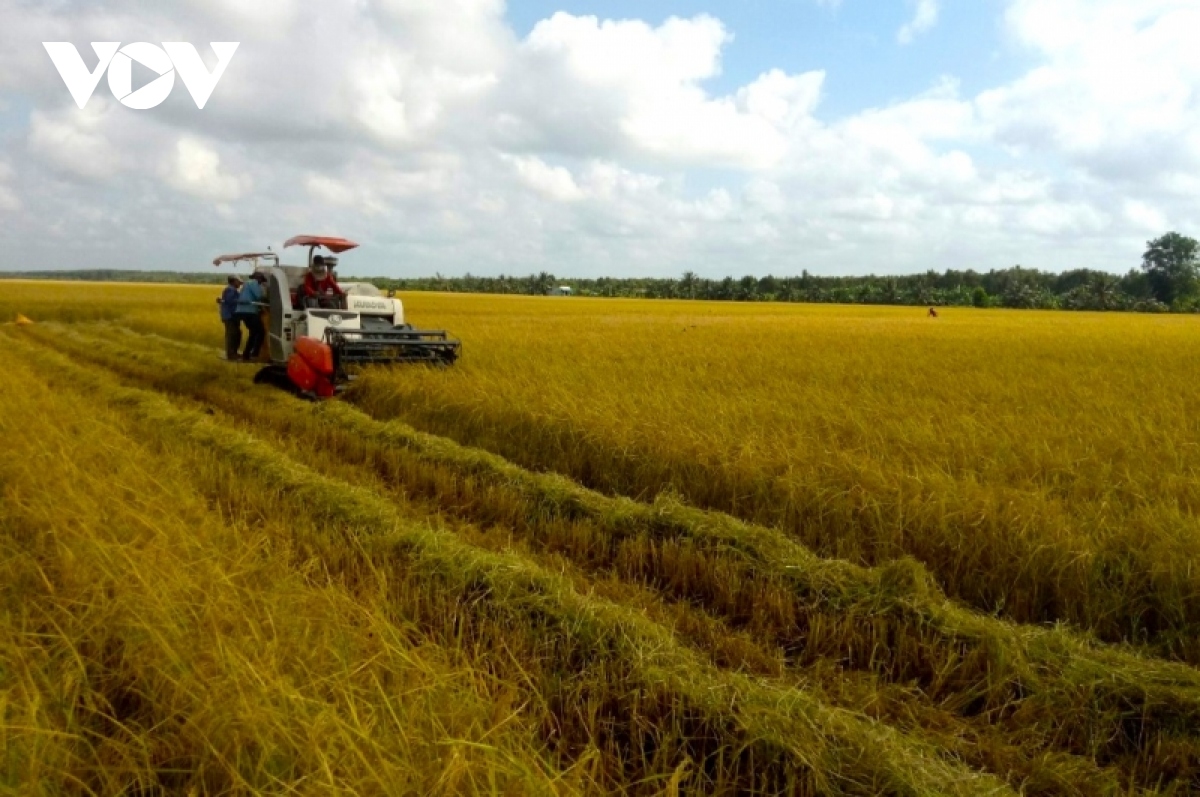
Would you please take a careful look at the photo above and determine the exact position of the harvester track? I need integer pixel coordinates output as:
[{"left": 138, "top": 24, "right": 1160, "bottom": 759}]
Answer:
[{"left": 10, "top": 321, "right": 1200, "bottom": 793}]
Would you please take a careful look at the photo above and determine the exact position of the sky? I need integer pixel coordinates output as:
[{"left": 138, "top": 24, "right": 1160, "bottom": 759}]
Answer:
[{"left": 0, "top": 0, "right": 1197, "bottom": 278}]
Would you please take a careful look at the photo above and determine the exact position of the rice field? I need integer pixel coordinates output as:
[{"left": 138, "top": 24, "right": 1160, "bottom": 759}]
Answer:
[{"left": 3, "top": 280, "right": 1200, "bottom": 794}]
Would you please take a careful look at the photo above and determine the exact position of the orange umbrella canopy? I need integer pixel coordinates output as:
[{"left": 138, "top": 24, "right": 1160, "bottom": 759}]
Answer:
[{"left": 283, "top": 235, "right": 360, "bottom": 253}]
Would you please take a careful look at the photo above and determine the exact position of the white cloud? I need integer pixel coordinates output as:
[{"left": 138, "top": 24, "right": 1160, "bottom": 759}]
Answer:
[
  {"left": 192, "top": 0, "right": 298, "bottom": 31},
  {"left": 164, "top": 137, "right": 249, "bottom": 201},
  {"left": 504, "top": 154, "right": 584, "bottom": 202},
  {"left": 0, "top": 0, "right": 1197, "bottom": 277},
  {"left": 1124, "top": 199, "right": 1168, "bottom": 233},
  {"left": 979, "top": 0, "right": 1200, "bottom": 184},
  {"left": 27, "top": 104, "right": 122, "bottom": 180},
  {"left": 514, "top": 14, "right": 821, "bottom": 169},
  {"left": 579, "top": 161, "right": 663, "bottom": 199},
  {"left": 737, "top": 69, "right": 824, "bottom": 129},
  {"left": 898, "top": 0, "right": 940, "bottom": 44},
  {"left": 0, "top": 162, "right": 20, "bottom": 212}
]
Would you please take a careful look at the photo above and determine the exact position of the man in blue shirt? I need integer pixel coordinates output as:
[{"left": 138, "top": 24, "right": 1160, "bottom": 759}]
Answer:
[
  {"left": 216, "top": 275, "right": 243, "bottom": 360},
  {"left": 236, "top": 272, "right": 268, "bottom": 361}
]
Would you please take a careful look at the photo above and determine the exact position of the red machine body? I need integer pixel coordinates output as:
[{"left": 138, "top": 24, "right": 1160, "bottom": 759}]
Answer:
[{"left": 286, "top": 336, "right": 337, "bottom": 398}]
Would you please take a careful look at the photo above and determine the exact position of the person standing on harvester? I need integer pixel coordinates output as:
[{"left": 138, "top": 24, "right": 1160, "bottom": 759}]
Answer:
[
  {"left": 236, "top": 272, "right": 268, "bottom": 361},
  {"left": 216, "top": 275, "right": 243, "bottom": 360}
]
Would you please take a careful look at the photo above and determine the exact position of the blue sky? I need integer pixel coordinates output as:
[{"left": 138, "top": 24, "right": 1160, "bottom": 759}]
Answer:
[
  {"left": 0, "top": 0, "right": 1197, "bottom": 277},
  {"left": 506, "top": 1, "right": 1030, "bottom": 117}
]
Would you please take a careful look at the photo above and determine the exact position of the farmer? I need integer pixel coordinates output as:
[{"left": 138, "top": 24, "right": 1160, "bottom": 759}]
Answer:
[
  {"left": 236, "top": 272, "right": 268, "bottom": 361},
  {"left": 216, "top": 275, "right": 243, "bottom": 360},
  {"left": 303, "top": 254, "right": 345, "bottom": 309}
]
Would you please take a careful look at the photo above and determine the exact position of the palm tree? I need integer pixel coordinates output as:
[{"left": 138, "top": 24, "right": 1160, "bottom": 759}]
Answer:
[{"left": 1089, "top": 274, "right": 1120, "bottom": 310}]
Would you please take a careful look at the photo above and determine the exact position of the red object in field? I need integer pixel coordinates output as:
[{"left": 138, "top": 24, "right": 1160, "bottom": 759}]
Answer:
[
  {"left": 283, "top": 235, "right": 359, "bottom": 253},
  {"left": 287, "top": 336, "right": 337, "bottom": 397},
  {"left": 313, "top": 377, "right": 336, "bottom": 398},
  {"left": 287, "top": 354, "right": 317, "bottom": 392},
  {"left": 294, "top": 336, "right": 334, "bottom": 376}
]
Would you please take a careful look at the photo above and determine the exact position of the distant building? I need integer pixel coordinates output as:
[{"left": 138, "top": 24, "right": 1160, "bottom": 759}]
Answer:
[{"left": 550, "top": 286, "right": 573, "bottom": 296}]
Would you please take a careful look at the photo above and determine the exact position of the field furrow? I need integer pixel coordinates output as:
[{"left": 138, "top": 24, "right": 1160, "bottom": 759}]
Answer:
[
  {"left": 19, "top": 288, "right": 1194, "bottom": 664},
  {"left": 0, "top": 342, "right": 575, "bottom": 795},
  {"left": 14, "top": 321, "right": 1200, "bottom": 792},
  {"left": 3, "top": 327, "right": 1017, "bottom": 795},
  {"left": 348, "top": 371, "right": 1200, "bottom": 662},
  {"left": 310, "top": 297, "right": 1200, "bottom": 663}
]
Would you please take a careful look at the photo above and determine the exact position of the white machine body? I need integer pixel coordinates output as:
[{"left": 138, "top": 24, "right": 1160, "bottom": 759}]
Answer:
[{"left": 256, "top": 265, "right": 406, "bottom": 363}]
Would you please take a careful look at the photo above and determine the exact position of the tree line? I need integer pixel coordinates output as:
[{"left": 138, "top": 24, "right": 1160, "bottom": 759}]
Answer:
[
  {"left": 374, "top": 233, "right": 1200, "bottom": 313},
  {"left": 6, "top": 232, "right": 1197, "bottom": 312},
  {"left": 0, "top": 269, "right": 230, "bottom": 285}
]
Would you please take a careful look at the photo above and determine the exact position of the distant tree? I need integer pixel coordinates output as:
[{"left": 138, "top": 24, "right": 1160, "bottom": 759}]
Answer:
[
  {"left": 883, "top": 278, "right": 899, "bottom": 304},
  {"left": 737, "top": 275, "right": 757, "bottom": 301},
  {"left": 1002, "top": 282, "right": 1035, "bottom": 309},
  {"left": 1118, "top": 268, "right": 1153, "bottom": 300},
  {"left": 1142, "top": 232, "right": 1199, "bottom": 305},
  {"left": 716, "top": 276, "right": 735, "bottom": 300},
  {"left": 758, "top": 274, "right": 779, "bottom": 299},
  {"left": 1089, "top": 273, "right": 1121, "bottom": 310},
  {"left": 680, "top": 271, "right": 698, "bottom": 299},
  {"left": 1062, "top": 274, "right": 1119, "bottom": 311},
  {"left": 528, "top": 271, "right": 555, "bottom": 295}
]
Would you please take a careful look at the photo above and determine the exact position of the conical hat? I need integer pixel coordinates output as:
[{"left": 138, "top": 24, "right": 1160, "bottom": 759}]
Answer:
[{"left": 15, "top": 314, "right": 33, "bottom": 326}]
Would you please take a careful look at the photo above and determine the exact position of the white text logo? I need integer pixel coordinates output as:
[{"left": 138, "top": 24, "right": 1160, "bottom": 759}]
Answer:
[{"left": 43, "top": 42, "right": 239, "bottom": 110}]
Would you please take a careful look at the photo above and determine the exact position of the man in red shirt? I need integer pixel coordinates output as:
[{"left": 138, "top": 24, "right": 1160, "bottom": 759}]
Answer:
[{"left": 303, "top": 255, "right": 345, "bottom": 309}]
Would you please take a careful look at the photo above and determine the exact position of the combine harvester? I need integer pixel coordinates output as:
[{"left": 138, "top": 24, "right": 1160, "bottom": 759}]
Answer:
[{"left": 213, "top": 235, "right": 460, "bottom": 398}]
